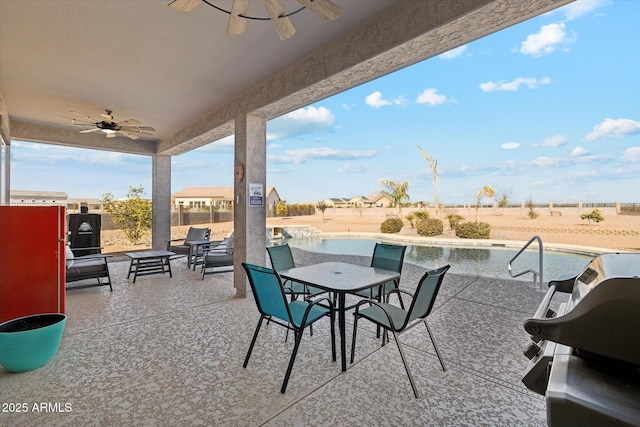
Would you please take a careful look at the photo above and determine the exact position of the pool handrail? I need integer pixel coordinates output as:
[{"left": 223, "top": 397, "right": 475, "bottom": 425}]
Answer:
[{"left": 508, "top": 236, "right": 544, "bottom": 288}]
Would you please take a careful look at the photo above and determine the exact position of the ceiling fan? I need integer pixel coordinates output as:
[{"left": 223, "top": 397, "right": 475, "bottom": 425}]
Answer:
[
  {"left": 168, "top": 0, "right": 342, "bottom": 41},
  {"left": 55, "top": 110, "right": 155, "bottom": 140}
]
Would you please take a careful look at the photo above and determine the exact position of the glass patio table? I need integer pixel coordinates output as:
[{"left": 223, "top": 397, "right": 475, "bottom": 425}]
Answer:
[{"left": 279, "top": 261, "right": 400, "bottom": 371}]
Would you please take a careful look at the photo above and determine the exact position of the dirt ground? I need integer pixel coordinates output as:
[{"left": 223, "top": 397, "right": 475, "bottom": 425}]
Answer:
[{"left": 102, "top": 211, "right": 640, "bottom": 254}]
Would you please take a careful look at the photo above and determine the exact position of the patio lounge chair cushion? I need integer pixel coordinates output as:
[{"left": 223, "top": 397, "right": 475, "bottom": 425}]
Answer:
[
  {"left": 65, "top": 248, "right": 113, "bottom": 291},
  {"left": 201, "top": 233, "right": 234, "bottom": 278}
]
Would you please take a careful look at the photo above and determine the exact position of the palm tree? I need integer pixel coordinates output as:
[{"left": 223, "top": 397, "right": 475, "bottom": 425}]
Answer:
[
  {"left": 378, "top": 180, "right": 410, "bottom": 217},
  {"left": 416, "top": 144, "right": 440, "bottom": 216},
  {"left": 475, "top": 184, "right": 496, "bottom": 222}
]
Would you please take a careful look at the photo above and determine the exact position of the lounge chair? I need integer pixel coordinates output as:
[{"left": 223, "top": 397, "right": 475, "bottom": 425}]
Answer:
[
  {"left": 201, "top": 233, "right": 234, "bottom": 278},
  {"left": 166, "top": 226, "right": 211, "bottom": 268},
  {"left": 65, "top": 245, "right": 113, "bottom": 291}
]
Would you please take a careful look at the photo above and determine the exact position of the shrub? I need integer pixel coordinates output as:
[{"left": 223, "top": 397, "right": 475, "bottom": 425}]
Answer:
[
  {"left": 102, "top": 185, "right": 152, "bottom": 245},
  {"left": 416, "top": 218, "right": 443, "bottom": 236},
  {"left": 414, "top": 210, "right": 430, "bottom": 221},
  {"left": 455, "top": 221, "right": 491, "bottom": 239},
  {"left": 580, "top": 208, "right": 604, "bottom": 224},
  {"left": 276, "top": 201, "right": 288, "bottom": 217},
  {"left": 446, "top": 214, "right": 464, "bottom": 229},
  {"left": 406, "top": 213, "right": 416, "bottom": 228},
  {"left": 380, "top": 218, "right": 404, "bottom": 233}
]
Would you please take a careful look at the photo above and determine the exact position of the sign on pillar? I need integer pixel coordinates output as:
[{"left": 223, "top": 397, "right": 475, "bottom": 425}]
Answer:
[{"left": 249, "top": 183, "right": 264, "bottom": 207}]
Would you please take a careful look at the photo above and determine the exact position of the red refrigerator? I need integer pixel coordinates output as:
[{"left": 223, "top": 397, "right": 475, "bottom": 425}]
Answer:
[{"left": 0, "top": 206, "right": 66, "bottom": 323}]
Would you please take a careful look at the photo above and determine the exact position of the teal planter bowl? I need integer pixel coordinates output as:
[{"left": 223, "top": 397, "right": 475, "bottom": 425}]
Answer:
[{"left": 0, "top": 313, "right": 66, "bottom": 373}]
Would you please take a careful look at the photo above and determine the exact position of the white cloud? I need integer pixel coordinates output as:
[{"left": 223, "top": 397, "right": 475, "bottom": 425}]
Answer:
[
  {"left": 365, "top": 91, "right": 392, "bottom": 108},
  {"left": 193, "top": 135, "right": 234, "bottom": 152},
  {"left": 416, "top": 88, "right": 447, "bottom": 106},
  {"left": 560, "top": 0, "right": 608, "bottom": 21},
  {"left": 268, "top": 106, "right": 335, "bottom": 139},
  {"left": 364, "top": 91, "right": 405, "bottom": 108},
  {"left": 531, "top": 156, "right": 564, "bottom": 167},
  {"left": 269, "top": 147, "right": 377, "bottom": 165},
  {"left": 520, "top": 23, "right": 575, "bottom": 56},
  {"left": 585, "top": 118, "right": 640, "bottom": 141},
  {"left": 571, "top": 146, "right": 589, "bottom": 157},
  {"left": 338, "top": 163, "right": 370, "bottom": 173},
  {"left": 621, "top": 147, "right": 640, "bottom": 163},
  {"left": 542, "top": 134, "right": 569, "bottom": 147},
  {"left": 480, "top": 77, "right": 551, "bottom": 92},
  {"left": 439, "top": 45, "right": 467, "bottom": 59},
  {"left": 502, "top": 142, "right": 520, "bottom": 149}
]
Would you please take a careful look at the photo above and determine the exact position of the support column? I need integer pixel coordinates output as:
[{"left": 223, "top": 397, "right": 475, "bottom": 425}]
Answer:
[
  {"left": 0, "top": 142, "right": 9, "bottom": 205},
  {"left": 234, "top": 113, "right": 267, "bottom": 297},
  {"left": 152, "top": 154, "right": 172, "bottom": 250}
]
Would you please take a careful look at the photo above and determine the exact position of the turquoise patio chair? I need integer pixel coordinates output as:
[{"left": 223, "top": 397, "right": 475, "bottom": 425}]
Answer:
[
  {"left": 242, "top": 263, "right": 336, "bottom": 393},
  {"left": 350, "top": 264, "right": 450, "bottom": 398},
  {"left": 354, "top": 243, "right": 407, "bottom": 302},
  {"left": 267, "top": 244, "right": 326, "bottom": 300}
]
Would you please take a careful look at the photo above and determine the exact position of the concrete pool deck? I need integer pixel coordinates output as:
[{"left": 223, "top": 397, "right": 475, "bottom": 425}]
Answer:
[{"left": 0, "top": 248, "right": 569, "bottom": 426}]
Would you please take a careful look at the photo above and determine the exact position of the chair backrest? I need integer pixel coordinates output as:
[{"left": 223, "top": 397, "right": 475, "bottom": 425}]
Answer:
[
  {"left": 406, "top": 265, "right": 450, "bottom": 324},
  {"left": 266, "top": 244, "right": 296, "bottom": 271},
  {"left": 371, "top": 243, "right": 406, "bottom": 274},
  {"left": 184, "top": 227, "right": 210, "bottom": 243},
  {"left": 242, "top": 263, "right": 291, "bottom": 323}
]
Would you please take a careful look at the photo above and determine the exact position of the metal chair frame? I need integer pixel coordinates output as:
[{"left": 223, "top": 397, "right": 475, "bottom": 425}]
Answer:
[
  {"left": 350, "top": 265, "right": 450, "bottom": 398},
  {"left": 242, "top": 263, "right": 336, "bottom": 394}
]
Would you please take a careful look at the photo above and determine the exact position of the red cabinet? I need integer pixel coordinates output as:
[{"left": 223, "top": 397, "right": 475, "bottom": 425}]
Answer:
[{"left": 0, "top": 206, "right": 66, "bottom": 323}]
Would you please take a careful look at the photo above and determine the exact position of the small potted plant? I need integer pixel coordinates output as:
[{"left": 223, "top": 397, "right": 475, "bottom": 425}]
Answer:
[{"left": 0, "top": 313, "right": 67, "bottom": 372}]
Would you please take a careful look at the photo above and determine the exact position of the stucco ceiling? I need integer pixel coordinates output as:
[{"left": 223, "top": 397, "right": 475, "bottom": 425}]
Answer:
[{"left": 0, "top": 0, "right": 572, "bottom": 156}]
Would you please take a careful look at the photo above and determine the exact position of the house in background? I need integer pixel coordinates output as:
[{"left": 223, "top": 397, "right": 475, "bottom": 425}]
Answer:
[
  {"left": 324, "top": 193, "right": 393, "bottom": 208},
  {"left": 9, "top": 190, "right": 68, "bottom": 206},
  {"left": 350, "top": 194, "right": 393, "bottom": 208},
  {"left": 172, "top": 187, "right": 281, "bottom": 211}
]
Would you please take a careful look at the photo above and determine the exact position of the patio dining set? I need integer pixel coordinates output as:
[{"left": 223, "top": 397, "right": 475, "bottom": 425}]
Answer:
[{"left": 64, "top": 225, "right": 449, "bottom": 398}]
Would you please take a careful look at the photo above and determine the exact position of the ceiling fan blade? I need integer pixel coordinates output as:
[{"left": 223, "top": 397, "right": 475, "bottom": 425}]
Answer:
[
  {"left": 296, "top": 0, "right": 342, "bottom": 20},
  {"left": 118, "top": 130, "right": 139, "bottom": 140},
  {"left": 117, "top": 119, "right": 142, "bottom": 126},
  {"left": 262, "top": 0, "right": 296, "bottom": 41},
  {"left": 128, "top": 126, "right": 155, "bottom": 132},
  {"left": 168, "top": 0, "right": 201, "bottom": 12},
  {"left": 54, "top": 115, "right": 76, "bottom": 121},
  {"left": 227, "top": 0, "right": 248, "bottom": 36},
  {"left": 106, "top": 132, "right": 117, "bottom": 138},
  {"left": 70, "top": 111, "right": 100, "bottom": 123},
  {"left": 79, "top": 128, "right": 101, "bottom": 133}
]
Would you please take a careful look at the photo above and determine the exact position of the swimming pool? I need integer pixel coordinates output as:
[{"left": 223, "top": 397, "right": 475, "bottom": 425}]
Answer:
[{"left": 286, "top": 237, "right": 592, "bottom": 282}]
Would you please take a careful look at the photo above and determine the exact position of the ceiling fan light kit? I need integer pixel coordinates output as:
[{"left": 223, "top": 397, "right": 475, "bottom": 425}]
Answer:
[{"left": 168, "top": 0, "right": 342, "bottom": 40}]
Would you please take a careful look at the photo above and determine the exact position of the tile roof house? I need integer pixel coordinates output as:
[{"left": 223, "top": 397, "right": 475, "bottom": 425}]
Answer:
[
  {"left": 172, "top": 187, "right": 281, "bottom": 210},
  {"left": 323, "top": 193, "right": 393, "bottom": 208}
]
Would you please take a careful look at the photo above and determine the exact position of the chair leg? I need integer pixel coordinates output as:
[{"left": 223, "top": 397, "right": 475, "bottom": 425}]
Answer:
[
  {"left": 243, "top": 316, "right": 265, "bottom": 368},
  {"left": 350, "top": 312, "right": 360, "bottom": 363},
  {"left": 330, "top": 310, "right": 336, "bottom": 361},
  {"left": 392, "top": 329, "right": 420, "bottom": 398},
  {"left": 424, "top": 320, "right": 446, "bottom": 371},
  {"left": 281, "top": 329, "right": 303, "bottom": 394}
]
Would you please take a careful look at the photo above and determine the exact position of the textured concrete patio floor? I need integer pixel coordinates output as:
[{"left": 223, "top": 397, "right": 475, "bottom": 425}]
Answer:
[{"left": 0, "top": 248, "right": 565, "bottom": 426}]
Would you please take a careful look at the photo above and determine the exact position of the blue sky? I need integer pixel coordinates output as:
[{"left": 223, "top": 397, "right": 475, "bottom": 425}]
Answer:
[{"left": 11, "top": 0, "right": 640, "bottom": 205}]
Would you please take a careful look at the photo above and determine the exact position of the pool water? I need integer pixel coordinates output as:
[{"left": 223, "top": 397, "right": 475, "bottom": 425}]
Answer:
[{"left": 286, "top": 237, "right": 592, "bottom": 282}]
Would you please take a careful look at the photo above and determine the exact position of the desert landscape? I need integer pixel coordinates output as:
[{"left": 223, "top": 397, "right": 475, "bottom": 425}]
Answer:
[{"left": 101, "top": 207, "right": 640, "bottom": 254}]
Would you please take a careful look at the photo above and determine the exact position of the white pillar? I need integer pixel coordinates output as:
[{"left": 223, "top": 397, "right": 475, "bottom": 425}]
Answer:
[
  {"left": 234, "top": 113, "right": 267, "bottom": 297},
  {"left": 152, "top": 154, "right": 172, "bottom": 250}
]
